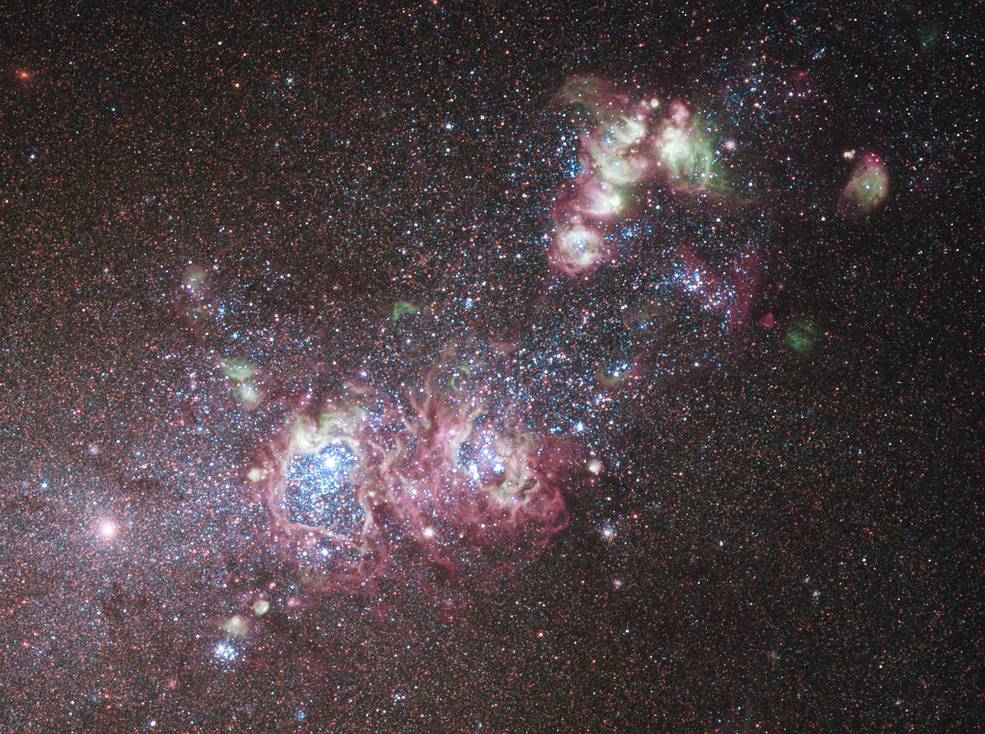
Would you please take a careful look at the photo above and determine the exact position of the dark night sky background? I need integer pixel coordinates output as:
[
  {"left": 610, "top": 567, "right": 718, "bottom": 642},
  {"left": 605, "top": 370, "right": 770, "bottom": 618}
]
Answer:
[{"left": 0, "top": 2, "right": 980, "bottom": 732}]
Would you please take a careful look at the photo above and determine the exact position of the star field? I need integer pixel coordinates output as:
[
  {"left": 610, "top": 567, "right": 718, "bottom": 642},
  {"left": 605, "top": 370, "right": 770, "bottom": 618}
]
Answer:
[{"left": 0, "top": 3, "right": 980, "bottom": 732}]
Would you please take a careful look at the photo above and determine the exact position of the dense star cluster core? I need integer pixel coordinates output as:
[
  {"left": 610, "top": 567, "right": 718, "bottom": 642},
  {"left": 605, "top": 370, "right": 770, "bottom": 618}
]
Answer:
[{"left": 0, "top": 3, "right": 979, "bottom": 732}]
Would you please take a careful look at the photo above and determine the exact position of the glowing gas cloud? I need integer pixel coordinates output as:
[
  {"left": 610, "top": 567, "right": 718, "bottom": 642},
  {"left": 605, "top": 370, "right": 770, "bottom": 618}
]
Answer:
[
  {"left": 254, "top": 351, "right": 573, "bottom": 591},
  {"left": 840, "top": 152, "right": 889, "bottom": 215},
  {"left": 245, "top": 77, "right": 879, "bottom": 598},
  {"left": 547, "top": 77, "right": 730, "bottom": 277}
]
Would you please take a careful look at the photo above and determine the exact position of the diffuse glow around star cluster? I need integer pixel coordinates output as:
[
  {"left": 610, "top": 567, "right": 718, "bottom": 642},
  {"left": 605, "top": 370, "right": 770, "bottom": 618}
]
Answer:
[
  {"left": 216, "top": 75, "right": 886, "bottom": 603},
  {"left": 252, "top": 348, "right": 574, "bottom": 593},
  {"left": 547, "top": 77, "right": 732, "bottom": 277}
]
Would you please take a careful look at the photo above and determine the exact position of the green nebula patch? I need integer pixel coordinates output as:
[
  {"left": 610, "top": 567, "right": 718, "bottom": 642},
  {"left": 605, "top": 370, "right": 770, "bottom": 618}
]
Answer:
[
  {"left": 391, "top": 300, "right": 420, "bottom": 322},
  {"left": 785, "top": 320, "right": 819, "bottom": 354}
]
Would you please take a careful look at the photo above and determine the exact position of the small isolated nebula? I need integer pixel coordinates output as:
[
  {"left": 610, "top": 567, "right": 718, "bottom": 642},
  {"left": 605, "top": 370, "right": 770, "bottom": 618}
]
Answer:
[
  {"left": 549, "top": 223, "right": 609, "bottom": 276},
  {"left": 840, "top": 152, "right": 889, "bottom": 215}
]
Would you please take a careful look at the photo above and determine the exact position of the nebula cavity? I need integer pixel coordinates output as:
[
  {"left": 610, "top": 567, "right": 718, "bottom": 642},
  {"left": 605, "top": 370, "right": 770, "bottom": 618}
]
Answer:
[{"left": 550, "top": 223, "right": 609, "bottom": 276}]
